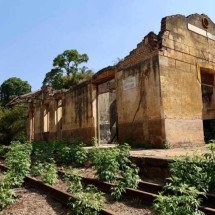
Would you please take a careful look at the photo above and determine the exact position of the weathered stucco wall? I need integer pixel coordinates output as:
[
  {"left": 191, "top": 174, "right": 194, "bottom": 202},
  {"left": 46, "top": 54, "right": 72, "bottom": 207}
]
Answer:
[
  {"left": 62, "top": 82, "right": 96, "bottom": 143},
  {"left": 24, "top": 13, "right": 215, "bottom": 148},
  {"left": 159, "top": 14, "right": 215, "bottom": 146},
  {"left": 116, "top": 33, "right": 164, "bottom": 147},
  {"left": 28, "top": 84, "right": 96, "bottom": 144}
]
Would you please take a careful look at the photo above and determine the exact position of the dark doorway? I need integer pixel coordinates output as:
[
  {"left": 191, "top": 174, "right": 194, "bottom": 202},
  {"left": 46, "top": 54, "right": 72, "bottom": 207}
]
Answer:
[
  {"left": 201, "top": 70, "right": 215, "bottom": 142},
  {"left": 97, "top": 80, "right": 117, "bottom": 144},
  {"left": 203, "top": 120, "right": 215, "bottom": 142}
]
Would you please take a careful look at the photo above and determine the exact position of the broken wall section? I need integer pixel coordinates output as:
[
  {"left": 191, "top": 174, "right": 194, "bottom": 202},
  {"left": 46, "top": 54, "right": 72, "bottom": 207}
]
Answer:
[
  {"left": 116, "top": 33, "right": 164, "bottom": 147},
  {"left": 27, "top": 83, "right": 96, "bottom": 144},
  {"left": 159, "top": 14, "right": 215, "bottom": 146}
]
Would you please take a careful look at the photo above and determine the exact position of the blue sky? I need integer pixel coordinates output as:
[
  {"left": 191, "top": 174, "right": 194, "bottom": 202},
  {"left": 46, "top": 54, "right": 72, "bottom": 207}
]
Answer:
[{"left": 0, "top": 0, "right": 215, "bottom": 90}]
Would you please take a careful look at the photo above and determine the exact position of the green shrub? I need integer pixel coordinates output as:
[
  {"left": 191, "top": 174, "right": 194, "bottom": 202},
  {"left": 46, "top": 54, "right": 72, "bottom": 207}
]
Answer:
[
  {"left": 56, "top": 144, "right": 72, "bottom": 165},
  {"left": 31, "top": 162, "right": 44, "bottom": 176},
  {"left": 168, "top": 145, "right": 215, "bottom": 193},
  {"left": 0, "top": 106, "right": 27, "bottom": 145},
  {"left": 91, "top": 147, "right": 120, "bottom": 182},
  {"left": 71, "top": 185, "right": 105, "bottom": 215},
  {"left": 153, "top": 185, "right": 204, "bottom": 215},
  {"left": 110, "top": 181, "right": 126, "bottom": 200},
  {"left": 0, "top": 141, "right": 31, "bottom": 209},
  {"left": 70, "top": 141, "right": 88, "bottom": 166},
  {"left": 41, "top": 163, "right": 58, "bottom": 185},
  {"left": 168, "top": 156, "right": 209, "bottom": 192},
  {"left": 163, "top": 140, "right": 171, "bottom": 149},
  {"left": 153, "top": 144, "right": 215, "bottom": 215},
  {"left": 0, "top": 145, "right": 8, "bottom": 156},
  {"left": 31, "top": 161, "right": 57, "bottom": 185},
  {"left": 91, "top": 143, "right": 140, "bottom": 200},
  {"left": 32, "top": 141, "right": 55, "bottom": 163},
  {"left": 89, "top": 137, "right": 99, "bottom": 147},
  {"left": 64, "top": 168, "right": 83, "bottom": 193},
  {"left": 124, "top": 138, "right": 143, "bottom": 149},
  {"left": 5, "top": 141, "right": 32, "bottom": 186},
  {"left": 0, "top": 179, "right": 15, "bottom": 210},
  {"left": 65, "top": 168, "right": 105, "bottom": 215},
  {"left": 122, "top": 165, "right": 140, "bottom": 189},
  {"left": 204, "top": 141, "right": 215, "bottom": 192}
]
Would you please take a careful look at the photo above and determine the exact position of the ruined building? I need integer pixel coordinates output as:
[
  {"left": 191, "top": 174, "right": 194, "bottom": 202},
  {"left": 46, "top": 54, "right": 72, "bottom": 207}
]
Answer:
[{"left": 10, "top": 14, "right": 215, "bottom": 147}]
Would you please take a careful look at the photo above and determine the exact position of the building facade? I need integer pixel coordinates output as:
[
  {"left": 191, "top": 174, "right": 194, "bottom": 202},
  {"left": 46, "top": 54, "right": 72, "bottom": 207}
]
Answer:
[{"left": 12, "top": 14, "right": 215, "bottom": 147}]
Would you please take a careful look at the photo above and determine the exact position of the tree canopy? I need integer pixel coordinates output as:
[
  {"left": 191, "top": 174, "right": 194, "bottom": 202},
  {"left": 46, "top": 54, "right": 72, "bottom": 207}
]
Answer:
[
  {"left": 42, "top": 49, "right": 93, "bottom": 89},
  {"left": 0, "top": 105, "right": 27, "bottom": 145},
  {"left": 0, "top": 77, "right": 31, "bottom": 105}
]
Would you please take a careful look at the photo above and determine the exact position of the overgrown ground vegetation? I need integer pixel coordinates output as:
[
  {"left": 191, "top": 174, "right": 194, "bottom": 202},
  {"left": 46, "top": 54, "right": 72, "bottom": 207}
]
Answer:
[
  {"left": 0, "top": 141, "right": 31, "bottom": 209},
  {"left": 153, "top": 142, "right": 215, "bottom": 215},
  {"left": 0, "top": 140, "right": 140, "bottom": 214},
  {"left": 0, "top": 139, "right": 214, "bottom": 214}
]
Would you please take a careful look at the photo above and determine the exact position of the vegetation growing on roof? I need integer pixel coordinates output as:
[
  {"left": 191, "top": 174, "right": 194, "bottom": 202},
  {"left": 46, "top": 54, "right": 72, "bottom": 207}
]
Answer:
[{"left": 42, "top": 49, "right": 93, "bottom": 89}]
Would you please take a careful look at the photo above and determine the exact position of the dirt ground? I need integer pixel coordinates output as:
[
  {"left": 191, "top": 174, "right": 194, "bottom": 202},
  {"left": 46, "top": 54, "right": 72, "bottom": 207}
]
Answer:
[
  {"left": 130, "top": 145, "right": 211, "bottom": 159},
  {"left": 84, "top": 144, "right": 212, "bottom": 159},
  {"left": 54, "top": 175, "right": 153, "bottom": 215},
  {"left": 0, "top": 187, "right": 67, "bottom": 215}
]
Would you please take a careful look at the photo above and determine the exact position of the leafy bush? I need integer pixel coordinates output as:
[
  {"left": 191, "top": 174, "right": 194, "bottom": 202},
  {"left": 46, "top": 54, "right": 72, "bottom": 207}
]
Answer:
[
  {"left": 89, "top": 137, "right": 99, "bottom": 147},
  {"left": 31, "top": 162, "right": 57, "bottom": 185},
  {"left": 64, "top": 168, "right": 82, "bottom": 193},
  {"left": 32, "top": 141, "right": 55, "bottom": 163},
  {"left": 70, "top": 140, "right": 88, "bottom": 166},
  {"left": 110, "top": 181, "right": 126, "bottom": 200},
  {"left": 32, "top": 139, "right": 88, "bottom": 166},
  {"left": 91, "top": 143, "right": 140, "bottom": 200},
  {"left": 0, "top": 141, "right": 31, "bottom": 209},
  {"left": 41, "top": 163, "right": 57, "bottom": 185},
  {"left": 31, "top": 141, "right": 58, "bottom": 185},
  {"left": 0, "top": 179, "right": 15, "bottom": 210},
  {"left": 31, "top": 162, "right": 44, "bottom": 176},
  {"left": 143, "top": 140, "right": 153, "bottom": 149},
  {"left": 168, "top": 143, "right": 215, "bottom": 193},
  {"left": 72, "top": 185, "right": 105, "bottom": 215},
  {"left": 168, "top": 156, "right": 209, "bottom": 192},
  {"left": 91, "top": 147, "right": 120, "bottom": 182},
  {"left": 65, "top": 168, "right": 105, "bottom": 215},
  {"left": 153, "top": 143, "right": 215, "bottom": 215},
  {"left": 124, "top": 138, "right": 143, "bottom": 149},
  {"left": 5, "top": 141, "right": 32, "bottom": 186},
  {"left": 0, "top": 145, "right": 8, "bottom": 156},
  {"left": 163, "top": 140, "right": 171, "bottom": 149},
  {"left": 0, "top": 106, "right": 27, "bottom": 145},
  {"left": 121, "top": 165, "right": 140, "bottom": 189},
  {"left": 56, "top": 144, "right": 72, "bottom": 165},
  {"left": 204, "top": 142, "right": 215, "bottom": 192},
  {"left": 153, "top": 185, "right": 204, "bottom": 215}
]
